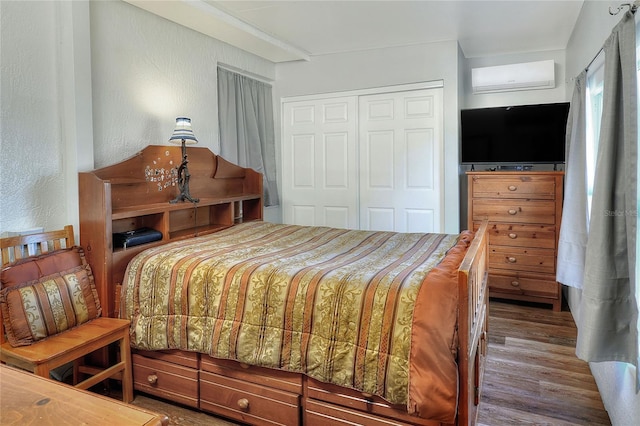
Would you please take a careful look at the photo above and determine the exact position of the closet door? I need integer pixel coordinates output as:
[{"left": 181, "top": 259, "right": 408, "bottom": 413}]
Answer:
[
  {"left": 359, "top": 88, "right": 443, "bottom": 232},
  {"left": 282, "top": 97, "right": 358, "bottom": 228}
]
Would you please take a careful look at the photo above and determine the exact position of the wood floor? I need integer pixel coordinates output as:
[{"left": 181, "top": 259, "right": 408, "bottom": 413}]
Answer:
[
  {"left": 129, "top": 299, "right": 611, "bottom": 425},
  {"left": 478, "top": 299, "right": 610, "bottom": 426}
]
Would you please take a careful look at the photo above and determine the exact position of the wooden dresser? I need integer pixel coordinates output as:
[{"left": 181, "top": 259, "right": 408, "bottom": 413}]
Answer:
[{"left": 467, "top": 171, "right": 564, "bottom": 311}]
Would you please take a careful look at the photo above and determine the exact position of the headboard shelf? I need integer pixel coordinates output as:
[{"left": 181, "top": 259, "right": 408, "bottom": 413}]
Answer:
[
  {"left": 111, "top": 195, "right": 262, "bottom": 219},
  {"left": 79, "top": 145, "right": 263, "bottom": 317},
  {"left": 169, "top": 224, "right": 233, "bottom": 240}
]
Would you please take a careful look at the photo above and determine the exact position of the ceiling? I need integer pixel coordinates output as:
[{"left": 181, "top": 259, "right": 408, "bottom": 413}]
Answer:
[{"left": 125, "top": 0, "right": 586, "bottom": 63}]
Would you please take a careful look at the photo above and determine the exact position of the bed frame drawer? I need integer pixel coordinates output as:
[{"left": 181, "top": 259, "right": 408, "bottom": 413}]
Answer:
[
  {"left": 200, "top": 355, "right": 303, "bottom": 394},
  {"left": 132, "top": 353, "right": 199, "bottom": 408},
  {"left": 305, "top": 399, "right": 438, "bottom": 426},
  {"left": 200, "top": 370, "right": 301, "bottom": 426},
  {"left": 133, "top": 349, "right": 199, "bottom": 369},
  {"left": 305, "top": 378, "right": 436, "bottom": 426}
]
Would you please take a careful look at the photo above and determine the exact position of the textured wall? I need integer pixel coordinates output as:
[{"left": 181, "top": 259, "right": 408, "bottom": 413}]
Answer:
[
  {"left": 0, "top": 1, "right": 67, "bottom": 234},
  {"left": 90, "top": 1, "right": 275, "bottom": 169},
  {"left": 0, "top": 0, "right": 275, "bottom": 234}
]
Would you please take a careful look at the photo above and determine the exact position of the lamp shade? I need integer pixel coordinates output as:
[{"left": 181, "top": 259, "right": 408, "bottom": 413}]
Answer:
[{"left": 169, "top": 117, "right": 198, "bottom": 144}]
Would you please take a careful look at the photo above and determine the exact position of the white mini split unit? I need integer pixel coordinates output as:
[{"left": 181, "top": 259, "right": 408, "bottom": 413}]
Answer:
[{"left": 471, "top": 60, "right": 555, "bottom": 94}]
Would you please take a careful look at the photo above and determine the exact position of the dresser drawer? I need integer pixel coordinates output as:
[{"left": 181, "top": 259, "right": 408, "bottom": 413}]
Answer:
[
  {"left": 489, "top": 246, "right": 556, "bottom": 274},
  {"left": 472, "top": 199, "right": 557, "bottom": 224},
  {"left": 200, "top": 370, "right": 301, "bottom": 426},
  {"left": 471, "top": 175, "right": 556, "bottom": 199},
  {"left": 489, "top": 272, "right": 559, "bottom": 299},
  {"left": 476, "top": 223, "right": 556, "bottom": 249},
  {"left": 132, "top": 353, "right": 199, "bottom": 408}
]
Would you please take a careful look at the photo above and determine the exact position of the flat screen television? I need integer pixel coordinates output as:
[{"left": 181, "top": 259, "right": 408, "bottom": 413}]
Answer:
[{"left": 460, "top": 102, "right": 569, "bottom": 164}]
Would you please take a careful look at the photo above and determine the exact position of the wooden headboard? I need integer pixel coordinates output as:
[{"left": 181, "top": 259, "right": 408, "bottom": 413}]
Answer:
[{"left": 78, "top": 145, "right": 263, "bottom": 317}]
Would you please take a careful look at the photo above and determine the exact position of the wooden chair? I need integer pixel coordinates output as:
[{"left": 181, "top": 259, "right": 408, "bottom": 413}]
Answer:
[{"left": 0, "top": 225, "right": 133, "bottom": 403}]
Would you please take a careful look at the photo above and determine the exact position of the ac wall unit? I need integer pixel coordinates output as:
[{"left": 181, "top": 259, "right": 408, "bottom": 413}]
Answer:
[{"left": 471, "top": 60, "right": 555, "bottom": 94}]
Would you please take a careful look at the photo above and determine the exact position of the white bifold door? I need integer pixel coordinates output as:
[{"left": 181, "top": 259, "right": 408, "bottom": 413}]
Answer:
[
  {"left": 282, "top": 86, "right": 443, "bottom": 233},
  {"left": 282, "top": 96, "right": 359, "bottom": 229}
]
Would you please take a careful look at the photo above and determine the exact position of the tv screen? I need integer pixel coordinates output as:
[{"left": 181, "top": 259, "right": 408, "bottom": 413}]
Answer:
[{"left": 460, "top": 103, "right": 569, "bottom": 164}]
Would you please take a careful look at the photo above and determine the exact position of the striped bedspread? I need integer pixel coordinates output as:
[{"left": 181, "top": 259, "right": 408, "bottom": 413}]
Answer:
[{"left": 121, "top": 221, "right": 473, "bottom": 422}]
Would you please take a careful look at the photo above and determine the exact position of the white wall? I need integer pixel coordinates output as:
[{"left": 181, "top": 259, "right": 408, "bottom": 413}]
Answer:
[
  {"left": 564, "top": 1, "right": 640, "bottom": 424},
  {"left": 275, "top": 41, "right": 463, "bottom": 233},
  {"left": 0, "top": 0, "right": 276, "bottom": 235},
  {"left": 90, "top": 0, "right": 275, "bottom": 168},
  {"left": 0, "top": 1, "right": 73, "bottom": 235}
]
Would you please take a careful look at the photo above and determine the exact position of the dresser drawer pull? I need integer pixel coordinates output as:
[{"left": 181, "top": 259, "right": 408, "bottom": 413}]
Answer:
[
  {"left": 237, "top": 398, "right": 250, "bottom": 410},
  {"left": 510, "top": 280, "right": 520, "bottom": 287},
  {"left": 508, "top": 233, "right": 517, "bottom": 239},
  {"left": 507, "top": 257, "right": 517, "bottom": 263},
  {"left": 508, "top": 209, "right": 518, "bottom": 215},
  {"left": 147, "top": 374, "right": 158, "bottom": 385},
  {"left": 508, "top": 185, "right": 518, "bottom": 191}
]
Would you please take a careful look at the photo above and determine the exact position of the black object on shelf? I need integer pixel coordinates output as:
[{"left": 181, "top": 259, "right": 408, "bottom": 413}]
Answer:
[{"left": 113, "top": 228, "right": 162, "bottom": 249}]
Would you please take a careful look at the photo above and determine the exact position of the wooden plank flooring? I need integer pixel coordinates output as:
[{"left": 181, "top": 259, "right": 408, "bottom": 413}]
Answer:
[
  {"left": 127, "top": 299, "right": 611, "bottom": 425},
  {"left": 478, "top": 300, "right": 611, "bottom": 425}
]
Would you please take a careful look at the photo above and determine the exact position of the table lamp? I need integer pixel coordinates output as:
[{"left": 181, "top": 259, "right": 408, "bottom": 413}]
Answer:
[{"left": 169, "top": 117, "right": 199, "bottom": 204}]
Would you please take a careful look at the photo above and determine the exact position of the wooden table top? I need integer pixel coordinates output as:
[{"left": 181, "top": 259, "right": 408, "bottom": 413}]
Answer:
[{"left": 0, "top": 364, "right": 168, "bottom": 425}]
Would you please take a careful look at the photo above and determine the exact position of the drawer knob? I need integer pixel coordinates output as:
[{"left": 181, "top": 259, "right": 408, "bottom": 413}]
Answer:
[
  {"left": 147, "top": 374, "right": 158, "bottom": 385},
  {"left": 238, "top": 398, "right": 250, "bottom": 410},
  {"left": 511, "top": 280, "right": 520, "bottom": 287},
  {"left": 508, "top": 233, "right": 517, "bottom": 239},
  {"left": 508, "top": 185, "right": 517, "bottom": 191},
  {"left": 508, "top": 257, "right": 517, "bottom": 263},
  {"left": 508, "top": 209, "right": 518, "bottom": 215}
]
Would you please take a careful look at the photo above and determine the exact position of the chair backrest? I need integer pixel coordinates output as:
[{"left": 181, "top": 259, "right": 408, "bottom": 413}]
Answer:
[
  {"left": 1, "top": 225, "right": 75, "bottom": 267},
  {"left": 0, "top": 225, "right": 75, "bottom": 344}
]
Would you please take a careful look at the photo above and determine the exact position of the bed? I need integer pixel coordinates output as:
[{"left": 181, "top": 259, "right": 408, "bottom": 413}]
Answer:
[{"left": 78, "top": 145, "right": 488, "bottom": 426}]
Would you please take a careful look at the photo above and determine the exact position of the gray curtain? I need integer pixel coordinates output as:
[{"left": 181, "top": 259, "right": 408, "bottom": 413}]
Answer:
[
  {"left": 557, "top": 70, "right": 589, "bottom": 289},
  {"left": 576, "top": 12, "right": 638, "bottom": 389},
  {"left": 218, "top": 67, "right": 280, "bottom": 207}
]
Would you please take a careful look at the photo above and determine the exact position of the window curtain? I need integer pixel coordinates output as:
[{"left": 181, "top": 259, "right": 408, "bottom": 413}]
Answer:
[
  {"left": 557, "top": 70, "right": 589, "bottom": 289},
  {"left": 576, "top": 11, "right": 638, "bottom": 389},
  {"left": 217, "top": 67, "right": 279, "bottom": 207}
]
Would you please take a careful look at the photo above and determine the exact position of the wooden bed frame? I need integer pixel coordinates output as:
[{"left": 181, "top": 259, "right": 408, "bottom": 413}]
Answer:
[{"left": 78, "top": 145, "right": 488, "bottom": 426}]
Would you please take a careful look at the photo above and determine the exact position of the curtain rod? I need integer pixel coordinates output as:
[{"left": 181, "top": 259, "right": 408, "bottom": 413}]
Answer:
[
  {"left": 583, "top": 1, "right": 638, "bottom": 72},
  {"left": 609, "top": 1, "right": 639, "bottom": 15},
  {"left": 584, "top": 49, "right": 605, "bottom": 73},
  {"left": 217, "top": 64, "right": 273, "bottom": 85}
]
